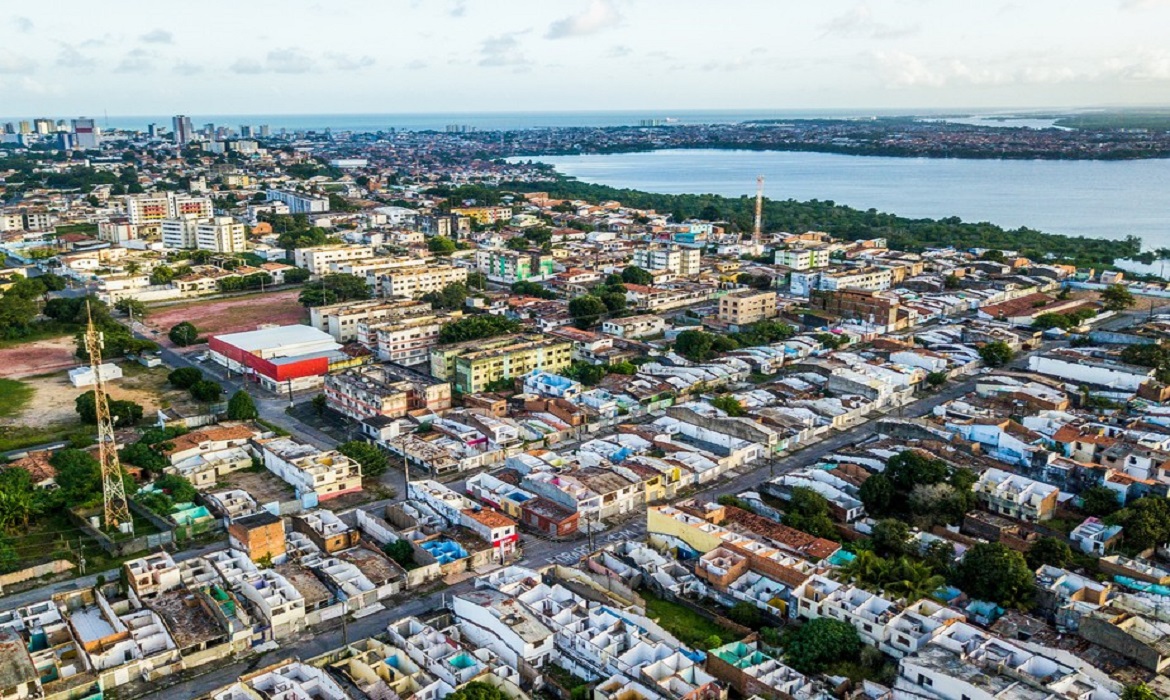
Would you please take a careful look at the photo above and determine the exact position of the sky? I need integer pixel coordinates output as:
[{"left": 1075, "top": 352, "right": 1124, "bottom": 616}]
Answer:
[{"left": 2, "top": 0, "right": 1170, "bottom": 118}]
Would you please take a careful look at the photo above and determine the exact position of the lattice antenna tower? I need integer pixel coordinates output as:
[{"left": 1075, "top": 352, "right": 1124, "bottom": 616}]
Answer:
[
  {"left": 753, "top": 175, "right": 765, "bottom": 246},
  {"left": 84, "top": 302, "right": 133, "bottom": 533}
]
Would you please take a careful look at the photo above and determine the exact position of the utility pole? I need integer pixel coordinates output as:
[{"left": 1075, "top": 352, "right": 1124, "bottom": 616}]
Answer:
[
  {"left": 287, "top": 378, "right": 294, "bottom": 407},
  {"left": 341, "top": 599, "right": 349, "bottom": 647}
]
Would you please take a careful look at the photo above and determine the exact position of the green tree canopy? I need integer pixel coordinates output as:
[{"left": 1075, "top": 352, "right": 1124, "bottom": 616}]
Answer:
[
  {"left": 338, "top": 440, "right": 389, "bottom": 478},
  {"left": 871, "top": 518, "right": 912, "bottom": 558},
  {"left": 1079, "top": 485, "right": 1121, "bottom": 517},
  {"left": 427, "top": 236, "right": 457, "bottom": 255},
  {"left": 710, "top": 395, "right": 746, "bottom": 417},
  {"left": 438, "top": 315, "right": 521, "bottom": 344},
  {"left": 1026, "top": 536, "right": 1073, "bottom": 570},
  {"left": 168, "top": 321, "right": 200, "bottom": 347},
  {"left": 568, "top": 295, "right": 608, "bottom": 329},
  {"left": 75, "top": 391, "right": 144, "bottom": 426},
  {"left": 621, "top": 266, "right": 654, "bottom": 285},
  {"left": 955, "top": 542, "right": 1035, "bottom": 607},
  {"left": 226, "top": 390, "right": 259, "bottom": 420},
  {"left": 979, "top": 341, "right": 1015, "bottom": 368},
  {"left": 168, "top": 367, "right": 204, "bottom": 389},
  {"left": 784, "top": 617, "right": 862, "bottom": 675},
  {"left": 189, "top": 380, "right": 223, "bottom": 402},
  {"left": 1101, "top": 283, "right": 1136, "bottom": 312},
  {"left": 298, "top": 273, "right": 370, "bottom": 307},
  {"left": 782, "top": 487, "right": 837, "bottom": 541}
]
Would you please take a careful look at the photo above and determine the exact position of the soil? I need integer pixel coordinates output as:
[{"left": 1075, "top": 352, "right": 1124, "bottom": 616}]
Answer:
[
  {"left": 142, "top": 290, "right": 308, "bottom": 348},
  {"left": 0, "top": 336, "right": 79, "bottom": 380}
]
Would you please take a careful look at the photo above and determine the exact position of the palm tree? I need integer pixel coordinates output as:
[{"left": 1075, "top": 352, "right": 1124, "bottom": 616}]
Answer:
[
  {"left": 125, "top": 261, "right": 141, "bottom": 275},
  {"left": 0, "top": 490, "right": 37, "bottom": 532},
  {"left": 883, "top": 557, "right": 945, "bottom": 604},
  {"left": 840, "top": 550, "right": 889, "bottom": 589}
]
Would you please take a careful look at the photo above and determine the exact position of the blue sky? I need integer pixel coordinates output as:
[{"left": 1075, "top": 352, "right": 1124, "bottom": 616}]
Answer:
[{"left": 3, "top": 0, "right": 1169, "bottom": 116}]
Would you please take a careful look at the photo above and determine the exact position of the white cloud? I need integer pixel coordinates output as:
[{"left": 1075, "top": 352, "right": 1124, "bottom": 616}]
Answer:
[
  {"left": 0, "top": 49, "right": 36, "bottom": 74},
  {"left": 12, "top": 16, "right": 33, "bottom": 33},
  {"left": 173, "top": 61, "right": 203, "bottom": 76},
  {"left": 546, "top": 0, "right": 621, "bottom": 39},
  {"left": 479, "top": 32, "right": 531, "bottom": 67},
  {"left": 324, "top": 52, "right": 375, "bottom": 70},
  {"left": 406, "top": 59, "right": 429, "bottom": 70},
  {"left": 115, "top": 48, "right": 156, "bottom": 73},
  {"left": 1119, "top": 0, "right": 1170, "bottom": 9},
  {"left": 267, "top": 48, "right": 314, "bottom": 74},
  {"left": 871, "top": 48, "right": 1170, "bottom": 89},
  {"left": 607, "top": 45, "right": 632, "bottom": 58},
  {"left": 140, "top": 29, "right": 173, "bottom": 44},
  {"left": 230, "top": 58, "right": 264, "bottom": 74},
  {"left": 450, "top": 0, "right": 467, "bottom": 17},
  {"left": 55, "top": 45, "right": 95, "bottom": 69},
  {"left": 822, "top": 3, "right": 918, "bottom": 40}
]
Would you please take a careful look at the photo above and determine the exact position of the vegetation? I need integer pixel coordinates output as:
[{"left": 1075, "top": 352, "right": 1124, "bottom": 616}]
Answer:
[
  {"left": 568, "top": 295, "right": 608, "bottom": 328},
  {"left": 383, "top": 539, "right": 418, "bottom": 570},
  {"left": 0, "top": 379, "right": 34, "bottom": 419},
  {"left": 168, "top": 321, "right": 200, "bottom": 347},
  {"left": 75, "top": 391, "right": 144, "bottom": 427},
  {"left": 621, "top": 266, "right": 654, "bottom": 285},
  {"left": 1026, "top": 537, "right": 1073, "bottom": 570},
  {"left": 1119, "top": 343, "right": 1170, "bottom": 383},
  {"left": 859, "top": 451, "right": 975, "bottom": 528},
  {"left": 447, "top": 682, "right": 507, "bottom": 700},
  {"left": 954, "top": 542, "right": 1034, "bottom": 607},
  {"left": 710, "top": 395, "right": 746, "bottom": 417},
  {"left": 298, "top": 273, "right": 370, "bottom": 306},
  {"left": 167, "top": 366, "right": 203, "bottom": 388},
  {"left": 501, "top": 178, "right": 1141, "bottom": 266},
  {"left": 1101, "top": 283, "right": 1136, "bottom": 312},
  {"left": 1121, "top": 683, "right": 1160, "bottom": 700},
  {"left": 784, "top": 617, "right": 862, "bottom": 675},
  {"left": 641, "top": 589, "right": 734, "bottom": 649},
  {"left": 562, "top": 362, "right": 606, "bottom": 386},
  {"left": 338, "top": 440, "right": 389, "bottom": 478},
  {"left": 421, "top": 282, "right": 469, "bottom": 311},
  {"left": 114, "top": 298, "right": 147, "bottom": 319},
  {"left": 781, "top": 488, "right": 837, "bottom": 541},
  {"left": 1080, "top": 485, "right": 1121, "bottom": 517},
  {"left": 189, "top": 379, "right": 223, "bottom": 403},
  {"left": 226, "top": 390, "right": 259, "bottom": 420},
  {"left": 438, "top": 315, "right": 521, "bottom": 344},
  {"left": 511, "top": 280, "right": 557, "bottom": 299},
  {"left": 978, "top": 341, "right": 1015, "bottom": 368},
  {"left": 839, "top": 551, "right": 946, "bottom": 603},
  {"left": 1105, "top": 496, "right": 1170, "bottom": 554},
  {"left": 870, "top": 519, "right": 912, "bottom": 558},
  {"left": 427, "top": 236, "right": 457, "bottom": 255},
  {"left": 1032, "top": 308, "right": 1097, "bottom": 330}
]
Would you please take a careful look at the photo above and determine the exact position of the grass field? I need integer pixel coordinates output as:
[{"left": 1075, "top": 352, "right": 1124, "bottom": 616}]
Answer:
[
  {"left": 641, "top": 589, "right": 736, "bottom": 649},
  {"left": 0, "top": 379, "right": 34, "bottom": 419}
]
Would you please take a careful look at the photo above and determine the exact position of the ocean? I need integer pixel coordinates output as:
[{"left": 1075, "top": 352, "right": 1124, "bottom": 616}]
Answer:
[{"left": 527, "top": 149, "right": 1170, "bottom": 248}]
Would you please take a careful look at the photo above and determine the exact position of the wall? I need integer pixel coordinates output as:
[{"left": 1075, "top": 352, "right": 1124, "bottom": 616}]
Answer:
[{"left": 0, "top": 559, "right": 74, "bottom": 594}]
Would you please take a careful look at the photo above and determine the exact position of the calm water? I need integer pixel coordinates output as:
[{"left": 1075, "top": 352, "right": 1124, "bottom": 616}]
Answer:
[
  {"left": 529, "top": 149, "right": 1170, "bottom": 246},
  {"left": 8, "top": 109, "right": 1063, "bottom": 134}
]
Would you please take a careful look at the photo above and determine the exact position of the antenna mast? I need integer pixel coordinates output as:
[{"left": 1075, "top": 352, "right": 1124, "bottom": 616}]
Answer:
[
  {"left": 84, "top": 302, "right": 133, "bottom": 533},
  {"left": 753, "top": 175, "right": 764, "bottom": 247}
]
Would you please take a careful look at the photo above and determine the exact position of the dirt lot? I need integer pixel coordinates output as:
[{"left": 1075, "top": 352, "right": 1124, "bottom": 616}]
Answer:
[
  {"left": 0, "top": 336, "right": 79, "bottom": 380},
  {"left": 1, "top": 361, "right": 198, "bottom": 429},
  {"left": 218, "top": 468, "right": 296, "bottom": 503},
  {"left": 143, "top": 290, "right": 308, "bottom": 347}
]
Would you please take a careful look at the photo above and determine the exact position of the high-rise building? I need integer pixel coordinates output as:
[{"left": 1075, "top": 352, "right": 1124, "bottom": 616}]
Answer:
[
  {"left": 33, "top": 118, "right": 54, "bottom": 135},
  {"left": 196, "top": 216, "right": 247, "bottom": 253},
  {"left": 18, "top": 121, "right": 32, "bottom": 135},
  {"left": 161, "top": 214, "right": 201, "bottom": 249},
  {"left": 71, "top": 118, "right": 99, "bottom": 149},
  {"left": 172, "top": 115, "right": 194, "bottom": 144},
  {"left": 147, "top": 123, "right": 159, "bottom": 139},
  {"left": 258, "top": 125, "right": 270, "bottom": 137},
  {"left": 240, "top": 125, "right": 253, "bottom": 138}
]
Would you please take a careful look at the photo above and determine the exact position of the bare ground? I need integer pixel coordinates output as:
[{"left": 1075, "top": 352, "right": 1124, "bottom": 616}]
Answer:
[{"left": 143, "top": 290, "right": 308, "bottom": 347}]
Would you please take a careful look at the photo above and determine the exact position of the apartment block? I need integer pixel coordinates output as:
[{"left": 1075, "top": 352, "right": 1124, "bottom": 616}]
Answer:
[
  {"left": 476, "top": 249, "right": 556, "bottom": 284},
  {"left": 975, "top": 468, "right": 1059, "bottom": 522},
  {"left": 160, "top": 214, "right": 202, "bottom": 249},
  {"left": 309, "top": 298, "right": 433, "bottom": 343},
  {"left": 292, "top": 245, "right": 374, "bottom": 276},
  {"left": 325, "top": 363, "right": 452, "bottom": 421},
  {"left": 255, "top": 437, "right": 363, "bottom": 504},
  {"left": 364, "top": 312, "right": 457, "bottom": 366},
  {"left": 450, "top": 205, "right": 513, "bottom": 223},
  {"left": 775, "top": 247, "right": 830, "bottom": 270},
  {"left": 266, "top": 189, "right": 329, "bottom": 214},
  {"left": 600, "top": 314, "right": 665, "bottom": 339},
  {"left": 126, "top": 193, "right": 212, "bottom": 225},
  {"left": 378, "top": 265, "right": 468, "bottom": 298},
  {"left": 632, "top": 244, "right": 701, "bottom": 277},
  {"left": 227, "top": 511, "right": 287, "bottom": 564},
  {"left": 429, "top": 333, "right": 573, "bottom": 394},
  {"left": 195, "top": 216, "right": 247, "bottom": 253},
  {"left": 790, "top": 266, "right": 893, "bottom": 296},
  {"left": 809, "top": 288, "right": 907, "bottom": 330},
  {"left": 718, "top": 289, "right": 778, "bottom": 326}
]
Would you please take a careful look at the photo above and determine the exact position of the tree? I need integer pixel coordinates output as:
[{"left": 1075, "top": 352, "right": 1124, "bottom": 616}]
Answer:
[
  {"left": 511, "top": 281, "right": 557, "bottom": 300},
  {"left": 75, "top": 391, "right": 143, "bottom": 426},
  {"left": 153, "top": 474, "right": 197, "bottom": 503},
  {"left": 1101, "top": 283, "right": 1136, "bottom": 312},
  {"left": 710, "top": 395, "right": 746, "bottom": 417},
  {"left": 383, "top": 538, "right": 417, "bottom": 569},
  {"left": 427, "top": 236, "right": 457, "bottom": 255},
  {"left": 0, "top": 293, "right": 37, "bottom": 338},
  {"left": 980, "top": 249, "right": 1006, "bottom": 262},
  {"left": 311, "top": 393, "right": 328, "bottom": 416},
  {"left": 149, "top": 265, "right": 175, "bottom": 285},
  {"left": 284, "top": 267, "right": 311, "bottom": 284},
  {"left": 954, "top": 542, "right": 1035, "bottom": 607},
  {"left": 923, "top": 539, "right": 957, "bottom": 576},
  {"left": 1121, "top": 684, "right": 1160, "bottom": 700},
  {"left": 1080, "top": 485, "right": 1121, "bottom": 517},
  {"left": 564, "top": 362, "right": 606, "bottom": 386},
  {"left": 621, "top": 266, "right": 654, "bottom": 285},
  {"left": 119, "top": 442, "right": 169, "bottom": 472},
  {"left": 114, "top": 298, "right": 147, "bottom": 319},
  {"left": 1105, "top": 496, "right": 1170, "bottom": 553},
  {"left": 925, "top": 371, "right": 948, "bottom": 387},
  {"left": 338, "top": 440, "right": 389, "bottom": 478},
  {"left": 168, "top": 321, "right": 200, "bottom": 346},
  {"left": 447, "top": 682, "right": 508, "bottom": 700},
  {"left": 297, "top": 273, "right": 370, "bottom": 307},
  {"left": 782, "top": 487, "right": 837, "bottom": 541},
  {"left": 1026, "top": 536, "right": 1073, "bottom": 570},
  {"left": 168, "top": 367, "right": 203, "bottom": 389},
  {"left": 226, "top": 390, "right": 259, "bottom": 420},
  {"left": 881, "top": 557, "right": 946, "bottom": 603},
  {"left": 784, "top": 617, "right": 862, "bottom": 675},
  {"left": 51, "top": 449, "right": 103, "bottom": 505},
  {"left": 885, "top": 451, "right": 950, "bottom": 493},
  {"left": 422, "top": 282, "right": 469, "bottom": 311},
  {"left": 189, "top": 380, "right": 223, "bottom": 402},
  {"left": 978, "top": 341, "right": 1015, "bottom": 368},
  {"left": 859, "top": 473, "right": 894, "bottom": 518},
  {"left": 674, "top": 330, "right": 715, "bottom": 362},
  {"left": 871, "top": 519, "right": 912, "bottom": 558},
  {"left": 568, "top": 295, "right": 608, "bottom": 329}
]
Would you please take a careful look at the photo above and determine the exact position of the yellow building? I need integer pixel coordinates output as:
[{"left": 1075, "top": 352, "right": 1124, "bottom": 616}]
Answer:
[
  {"left": 718, "top": 289, "right": 778, "bottom": 326},
  {"left": 430, "top": 333, "right": 572, "bottom": 394}
]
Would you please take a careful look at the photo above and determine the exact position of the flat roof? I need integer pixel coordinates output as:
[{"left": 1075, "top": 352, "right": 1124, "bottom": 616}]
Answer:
[{"left": 213, "top": 325, "right": 337, "bottom": 352}]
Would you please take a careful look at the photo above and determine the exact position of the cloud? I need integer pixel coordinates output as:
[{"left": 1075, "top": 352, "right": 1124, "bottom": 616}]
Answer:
[
  {"left": 324, "top": 52, "right": 375, "bottom": 70},
  {"left": 12, "top": 16, "right": 33, "bottom": 33},
  {"left": 699, "top": 48, "right": 769, "bottom": 72},
  {"left": 173, "top": 61, "right": 203, "bottom": 76},
  {"left": 822, "top": 3, "right": 918, "bottom": 40},
  {"left": 479, "top": 31, "right": 531, "bottom": 67},
  {"left": 0, "top": 49, "right": 36, "bottom": 74},
  {"left": 606, "top": 45, "right": 632, "bottom": 58},
  {"left": 1120, "top": 0, "right": 1170, "bottom": 8},
  {"left": 115, "top": 48, "right": 156, "bottom": 73},
  {"left": 450, "top": 0, "right": 467, "bottom": 16},
  {"left": 230, "top": 58, "right": 264, "bottom": 74},
  {"left": 546, "top": 0, "right": 621, "bottom": 39},
  {"left": 406, "top": 59, "right": 429, "bottom": 70},
  {"left": 55, "top": 45, "right": 96, "bottom": 69},
  {"left": 869, "top": 48, "right": 1170, "bottom": 89},
  {"left": 266, "top": 48, "right": 314, "bottom": 73},
  {"left": 139, "top": 29, "right": 173, "bottom": 44}
]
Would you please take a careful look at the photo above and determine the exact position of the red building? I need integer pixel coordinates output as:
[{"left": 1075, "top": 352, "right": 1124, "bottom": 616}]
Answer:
[
  {"left": 208, "top": 325, "right": 349, "bottom": 392},
  {"left": 520, "top": 497, "right": 580, "bottom": 539}
]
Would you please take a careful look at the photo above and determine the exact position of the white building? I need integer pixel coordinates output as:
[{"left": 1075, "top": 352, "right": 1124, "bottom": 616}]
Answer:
[
  {"left": 292, "top": 245, "right": 374, "bottom": 276},
  {"left": 601, "top": 314, "right": 665, "bottom": 340},
  {"left": 775, "top": 247, "right": 831, "bottom": 270},
  {"left": 266, "top": 189, "right": 329, "bottom": 214},
  {"left": 196, "top": 216, "right": 247, "bottom": 253},
  {"left": 632, "top": 245, "right": 700, "bottom": 277}
]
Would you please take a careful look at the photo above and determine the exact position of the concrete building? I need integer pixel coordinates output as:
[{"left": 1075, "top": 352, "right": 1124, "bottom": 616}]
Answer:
[
  {"left": 72, "top": 117, "right": 99, "bottom": 149},
  {"left": 477, "top": 249, "right": 556, "bottom": 284},
  {"left": 632, "top": 245, "right": 700, "bottom": 277},
  {"left": 775, "top": 247, "right": 830, "bottom": 270},
  {"left": 718, "top": 289, "right": 778, "bottom": 326},
  {"left": 266, "top": 189, "right": 329, "bottom": 214},
  {"left": 128, "top": 193, "right": 212, "bottom": 226},
  {"left": 790, "top": 266, "right": 893, "bottom": 296},
  {"left": 364, "top": 313, "right": 457, "bottom": 367},
  {"left": 196, "top": 216, "right": 247, "bottom": 253},
  {"left": 309, "top": 298, "right": 433, "bottom": 343},
  {"left": 227, "top": 511, "right": 287, "bottom": 564},
  {"left": 378, "top": 265, "right": 468, "bottom": 298},
  {"left": 160, "top": 214, "right": 202, "bottom": 249},
  {"left": 452, "top": 589, "right": 554, "bottom": 669},
  {"left": 208, "top": 325, "right": 350, "bottom": 392},
  {"left": 600, "top": 314, "right": 665, "bottom": 340},
  {"left": 255, "top": 437, "right": 363, "bottom": 505},
  {"left": 325, "top": 362, "right": 451, "bottom": 421},
  {"left": 974, "top": 468, "right": 1060, "bottom": 522},
  {"left": 292, "top": 245, "right": 373, "bottom": 276},
  {"left": 430, "top": 334, "right": 573, "bottom": 395}
]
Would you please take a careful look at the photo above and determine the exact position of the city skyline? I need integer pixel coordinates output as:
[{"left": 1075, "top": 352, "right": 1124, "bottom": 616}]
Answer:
[{"left": 2, "top": 0, "right": 1170, "bottom": 116}]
